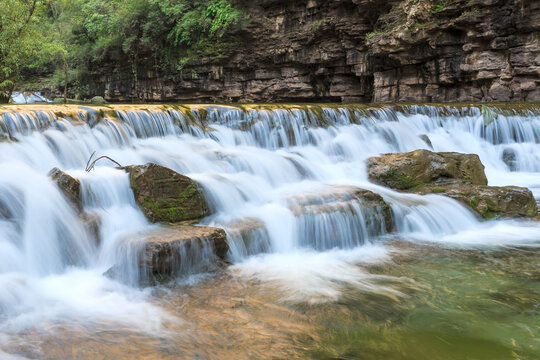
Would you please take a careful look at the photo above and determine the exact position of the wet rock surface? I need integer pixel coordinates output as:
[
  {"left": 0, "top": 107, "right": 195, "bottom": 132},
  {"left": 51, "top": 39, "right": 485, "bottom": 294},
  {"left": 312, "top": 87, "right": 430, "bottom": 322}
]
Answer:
[
  {"left": 367, "top": 150, "right": 538, "bottom": 219},
  {"left": 48, "top": 167, "right": 82, "bottom": 212},
  {"left": 139, "top": 225, "right": 228, "bottom": 281},
  {"left": 122, "top": 163, "right": 211, "bottom": 224},
  {"left": 286, "top": 186, "right": 395, "bottom": 234},
  {"left": 415, "top": 183, "right": 538, "bottom": 219},
  {"left": 367, "top": 150, "right": 488, "bottom": 190}
]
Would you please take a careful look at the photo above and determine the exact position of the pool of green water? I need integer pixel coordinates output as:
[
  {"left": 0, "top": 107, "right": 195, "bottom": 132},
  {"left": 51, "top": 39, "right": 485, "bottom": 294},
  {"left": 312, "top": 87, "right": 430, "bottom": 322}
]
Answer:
[{"left": 305, "top": 243, "right": 540, "bottom": 360}]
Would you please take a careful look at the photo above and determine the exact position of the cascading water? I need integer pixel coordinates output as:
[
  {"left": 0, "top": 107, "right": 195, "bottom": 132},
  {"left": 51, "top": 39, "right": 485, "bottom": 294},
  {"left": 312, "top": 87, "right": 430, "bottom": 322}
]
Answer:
[{"left": 0, "top": 104, "right": 539, "bottom": 356}]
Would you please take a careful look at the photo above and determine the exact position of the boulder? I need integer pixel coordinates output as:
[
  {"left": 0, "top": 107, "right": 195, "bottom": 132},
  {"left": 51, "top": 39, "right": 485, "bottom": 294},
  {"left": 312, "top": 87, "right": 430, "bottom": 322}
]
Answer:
[
  {"left": 48, "top": 167, "right": 82, "bottom": 212},
  {"left": 367, "top": 149, "right": 488, "bottom": 190},
  {"left": 366, "top": 150, "right": 537, "bottom": 219},
  {"left": 122, "top": 163, "right": 211, "bottom": 224},
  {"left": 90, "top": 96, "right": 106, "bottom": 105},
  {"left": 415, "top": 184, "right": 538, "bottom": 219},
  {"left": 140, "top": 225, "right": 228, "bottom": 281}
]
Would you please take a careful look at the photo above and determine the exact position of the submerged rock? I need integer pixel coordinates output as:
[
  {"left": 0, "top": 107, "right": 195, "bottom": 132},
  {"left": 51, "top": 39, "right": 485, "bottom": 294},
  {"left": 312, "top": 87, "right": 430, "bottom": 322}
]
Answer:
[
  {"left": 367, "top": 149, "right": 488, "bottom": 190},
  {"left": 48, "top": 167, "right": 82, "bottom": 212},
  {"left": 122, "top": 163, "right": 211, "bottom": 224},
  {"left": 418, "top": 134, "right": 433, "bottom": 149},
  {"left": 415, "top": 183, "right": 538, "bottom": 219},
  {"left": 140, "top": 225, "right": 227, "bottom": 282},
  {"left": 502, "top": 148, "right": 517, "bottom": 171},
  {"left": 81, "top": 212, "right": 101, "bottom": 246}
]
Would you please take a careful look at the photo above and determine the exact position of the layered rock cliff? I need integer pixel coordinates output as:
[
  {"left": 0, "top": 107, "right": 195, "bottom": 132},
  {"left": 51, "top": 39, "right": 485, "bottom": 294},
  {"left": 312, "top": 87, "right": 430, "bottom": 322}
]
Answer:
[{"left": 77, "top": 0, "right": 540, "bottom": 103}]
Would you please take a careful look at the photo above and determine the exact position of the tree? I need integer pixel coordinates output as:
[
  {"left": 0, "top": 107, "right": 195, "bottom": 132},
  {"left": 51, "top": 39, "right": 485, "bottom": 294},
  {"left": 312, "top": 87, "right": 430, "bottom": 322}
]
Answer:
[{"left": 0, "top": 0, "right": 44, "bottom": 103}]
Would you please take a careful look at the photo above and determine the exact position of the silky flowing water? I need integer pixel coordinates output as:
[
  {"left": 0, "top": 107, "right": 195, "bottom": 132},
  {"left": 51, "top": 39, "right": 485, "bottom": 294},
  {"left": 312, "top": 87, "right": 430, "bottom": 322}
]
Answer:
[{"left": 0, "top": 104, "right": 539, "bottom": 359}]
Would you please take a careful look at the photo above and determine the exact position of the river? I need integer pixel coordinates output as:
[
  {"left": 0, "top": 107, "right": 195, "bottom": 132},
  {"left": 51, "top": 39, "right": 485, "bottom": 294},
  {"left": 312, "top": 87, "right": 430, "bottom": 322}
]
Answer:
[{"left": 0, "top": 104, "right": 538, "bottom": 359}]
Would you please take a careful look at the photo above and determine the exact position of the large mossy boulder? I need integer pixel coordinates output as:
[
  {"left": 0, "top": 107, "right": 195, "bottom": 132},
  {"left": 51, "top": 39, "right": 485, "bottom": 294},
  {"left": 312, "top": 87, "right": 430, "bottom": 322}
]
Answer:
[
  {"left": 367, "top": 149, "right": 488, "bottom": 190},
  {"left": 366, "top": 150, "right": 537, "bottom": 219},
  {"left": 122, "top": 163, "right": 211, "bottom": 224},
  {"left": 415, "top": 184, "right": 538, "bottom": 219}
]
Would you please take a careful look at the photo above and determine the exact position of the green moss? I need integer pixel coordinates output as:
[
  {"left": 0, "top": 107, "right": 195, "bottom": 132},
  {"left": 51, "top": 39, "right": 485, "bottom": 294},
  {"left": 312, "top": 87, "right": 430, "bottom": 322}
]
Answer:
[
  {"left": 129, "top": 173, "right": 139, "bottom": 197},
  {"left": 469, "top": 196, "right": 481, "bottom": 209},
  {"left": 431, "top": 187, "right": 446, "bottom": 193},
  {"left": 526, "top": 206, "right": 537, "bottom": 218},
  {"left": 431, "top": 0, "right": 447, "bottom": 14},
  {"left": 140, "top": 183, "right": 204, "bottom": 223},
  {"left": 107, "top": 110, "right": 119, "bottom": 119},
  {"left": 386, "top": 170, "right": 422, "bottom": 190},
  {"left": 468, "top": 196, "right": 500, "bottom": 220},
  {"left": 309, "top": 19, "right": 325, "bottom": 32}
]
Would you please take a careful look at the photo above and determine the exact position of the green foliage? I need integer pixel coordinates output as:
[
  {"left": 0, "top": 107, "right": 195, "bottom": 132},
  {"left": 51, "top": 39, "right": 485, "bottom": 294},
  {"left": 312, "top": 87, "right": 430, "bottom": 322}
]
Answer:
[
  {"left": 431, "top": 0, "right": 447, "bottom": 14},
  {"left": 1, "top": 0, "right": 246, "bottom": 99},
  {"left": 0, "top": 0, "right": 45, "bottom": 102},
  {"left": 431, "top": 187, "right": 447, "bottom": 193}
]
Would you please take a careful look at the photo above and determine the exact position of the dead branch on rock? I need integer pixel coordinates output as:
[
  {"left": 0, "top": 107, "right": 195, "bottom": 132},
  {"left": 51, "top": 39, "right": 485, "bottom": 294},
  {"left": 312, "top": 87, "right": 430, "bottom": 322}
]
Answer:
[{"left": 85, "top": 151, "right": 121, "bottom": 172}]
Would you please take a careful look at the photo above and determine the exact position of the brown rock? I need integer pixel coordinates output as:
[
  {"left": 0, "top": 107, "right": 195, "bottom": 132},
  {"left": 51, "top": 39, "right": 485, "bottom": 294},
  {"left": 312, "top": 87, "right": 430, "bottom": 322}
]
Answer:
[
  {"left": 367, "top": 149, "right": 488, "bottom": 190},
  {"left": 122, "top": 163, "right": 211, "bottom": 224},
  {"left": 140, "top": 225, "right": 228, "bottom": 281},
  {"left": 48, "top": 167, "right": 82, "bottom": 212},
  {"left": 415, "top": 184, "right": 538, "bottom": 219}
]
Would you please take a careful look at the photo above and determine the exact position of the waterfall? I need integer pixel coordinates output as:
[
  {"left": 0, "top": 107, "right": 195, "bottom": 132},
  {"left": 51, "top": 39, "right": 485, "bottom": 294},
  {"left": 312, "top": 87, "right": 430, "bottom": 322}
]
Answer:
[{"left": 0, "top": 104, "right": 539, "bottom": 332}]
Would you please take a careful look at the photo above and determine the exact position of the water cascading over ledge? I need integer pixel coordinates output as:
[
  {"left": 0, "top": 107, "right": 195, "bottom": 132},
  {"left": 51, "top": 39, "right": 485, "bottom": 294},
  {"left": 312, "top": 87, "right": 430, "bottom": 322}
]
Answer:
[{"left": 0, "top": 103, "right": 539, "bottom": 287}]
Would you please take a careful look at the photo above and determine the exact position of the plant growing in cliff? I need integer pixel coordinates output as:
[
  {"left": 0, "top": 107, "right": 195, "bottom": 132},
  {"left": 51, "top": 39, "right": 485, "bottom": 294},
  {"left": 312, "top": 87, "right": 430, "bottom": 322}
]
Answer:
[{"left": 158, "top": 0, "right": 247, "bottom": 67}]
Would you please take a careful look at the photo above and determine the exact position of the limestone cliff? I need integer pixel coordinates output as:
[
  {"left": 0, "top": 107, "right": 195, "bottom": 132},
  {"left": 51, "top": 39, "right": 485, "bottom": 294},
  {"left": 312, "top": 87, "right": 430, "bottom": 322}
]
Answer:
[{"left": 74, "top": 0, "right": 540, "bottom": 103}]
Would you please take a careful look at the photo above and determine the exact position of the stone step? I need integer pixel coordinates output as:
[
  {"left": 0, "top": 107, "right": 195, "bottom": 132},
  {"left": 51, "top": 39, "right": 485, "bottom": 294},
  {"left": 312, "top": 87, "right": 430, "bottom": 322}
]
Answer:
[
  {"left": 139, "top": 225, "right": 228, "bottom": 280},
  {"left": 223, "top": 186, "right": 395, "bottom": 255}
]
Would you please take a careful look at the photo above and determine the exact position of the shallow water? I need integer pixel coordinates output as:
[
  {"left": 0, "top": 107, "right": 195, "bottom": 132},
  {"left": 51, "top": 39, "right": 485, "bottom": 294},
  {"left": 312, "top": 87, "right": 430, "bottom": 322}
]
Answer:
[{"left": 1, "top": 241, "right": 538, "bottom": 359}]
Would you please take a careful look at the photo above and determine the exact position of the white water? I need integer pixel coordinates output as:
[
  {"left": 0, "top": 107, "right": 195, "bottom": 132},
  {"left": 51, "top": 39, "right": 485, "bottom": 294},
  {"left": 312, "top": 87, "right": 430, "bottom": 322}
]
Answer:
[{"left": 0, "top": 105, "right": 539, "bottom": 345}]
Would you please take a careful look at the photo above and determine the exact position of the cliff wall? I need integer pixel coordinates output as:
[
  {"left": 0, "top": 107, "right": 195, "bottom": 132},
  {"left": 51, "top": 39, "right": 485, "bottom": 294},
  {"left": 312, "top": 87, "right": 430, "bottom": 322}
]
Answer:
[{"left": 80, "top": 0, "right": 540, "bottom": 103}]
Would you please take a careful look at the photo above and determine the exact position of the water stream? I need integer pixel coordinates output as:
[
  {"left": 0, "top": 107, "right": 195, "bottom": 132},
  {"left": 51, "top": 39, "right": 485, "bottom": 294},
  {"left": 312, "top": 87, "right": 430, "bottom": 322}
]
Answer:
[{"left": 0, "top": 104, "right": 539, "bottom": 359}]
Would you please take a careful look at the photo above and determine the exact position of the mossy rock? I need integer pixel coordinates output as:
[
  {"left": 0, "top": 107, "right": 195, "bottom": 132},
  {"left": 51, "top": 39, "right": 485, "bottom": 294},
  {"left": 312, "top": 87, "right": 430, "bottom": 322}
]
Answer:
[
  {"left": 122, "top": 163, "right": 211, "bottom": 224},
  {"left": 414, "top": 184, "right": 538, "bottom": 219},
  {"left": 367, "top": 149, "right": 488, "bottom": 190},
  {"left": 90, "top": 96, "right": 107, "bottom": 105}
]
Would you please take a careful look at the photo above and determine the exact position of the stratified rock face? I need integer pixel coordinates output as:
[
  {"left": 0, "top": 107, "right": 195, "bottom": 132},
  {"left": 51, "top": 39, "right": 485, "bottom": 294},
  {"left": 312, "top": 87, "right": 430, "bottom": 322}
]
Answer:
[
  {"left": 416, "top": 184, "right": 538, "bottom": 219},
  {"left": 71, "top": 0, "right": 538, "bottom": 103},
  {"left": 140, "top": 225, "right": 228, "bottom": 281},
  {"left": 367, "top": 150, "right": 488, "bottom": 190},
  {"left": 48, "top": 167, "right": 82, "bottom": 212},
  {"left": 122, "top": 163, "right": 211, "bottom": 224}
]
